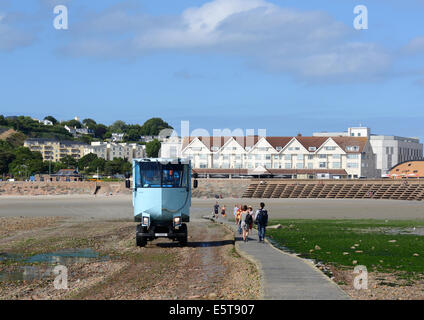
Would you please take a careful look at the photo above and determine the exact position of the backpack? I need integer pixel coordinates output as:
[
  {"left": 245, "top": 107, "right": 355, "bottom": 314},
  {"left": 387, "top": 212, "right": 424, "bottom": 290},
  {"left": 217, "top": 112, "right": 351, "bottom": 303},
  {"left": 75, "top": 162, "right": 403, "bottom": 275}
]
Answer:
[
  {"left": 256, "top": 209, "right": 268, "bottom": 225},
  {"left": 245, "top": 213, "right": 253, "bottom": 225}
]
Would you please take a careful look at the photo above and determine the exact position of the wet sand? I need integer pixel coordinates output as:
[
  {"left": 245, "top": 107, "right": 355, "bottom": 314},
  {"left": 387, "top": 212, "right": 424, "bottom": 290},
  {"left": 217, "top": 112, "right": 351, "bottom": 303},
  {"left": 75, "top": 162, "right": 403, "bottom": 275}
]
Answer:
[{"left": 0, "top": 196, "right": 423, "bottom": 220}]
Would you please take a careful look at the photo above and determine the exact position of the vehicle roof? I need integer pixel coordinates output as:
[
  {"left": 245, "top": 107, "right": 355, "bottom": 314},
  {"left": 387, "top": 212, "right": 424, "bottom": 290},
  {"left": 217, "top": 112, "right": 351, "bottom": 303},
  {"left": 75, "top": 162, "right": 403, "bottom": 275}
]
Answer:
[{"left": 133, "top": 158, "right": 190, "bottom": 165}]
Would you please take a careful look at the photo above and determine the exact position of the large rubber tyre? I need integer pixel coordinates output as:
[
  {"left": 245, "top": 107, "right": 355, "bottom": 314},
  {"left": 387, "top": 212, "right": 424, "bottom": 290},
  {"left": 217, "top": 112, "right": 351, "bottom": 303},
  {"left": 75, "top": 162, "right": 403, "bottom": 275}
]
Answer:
[
  {"left": 179, "top": 224, "right": 188, "bottom": 247},
  {"left": 136, "top": 235, "right": 147, "bottom": 247},
  {"left": 136, "top": 225, "right": 147, "bottom": 247}
]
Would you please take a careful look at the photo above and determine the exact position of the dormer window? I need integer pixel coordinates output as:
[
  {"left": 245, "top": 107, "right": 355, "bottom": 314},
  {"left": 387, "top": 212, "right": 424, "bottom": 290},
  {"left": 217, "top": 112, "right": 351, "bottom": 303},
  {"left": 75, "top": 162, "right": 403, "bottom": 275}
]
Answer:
[
  {"left": 308, "top": 147, "right": 316, "bottom": 152},
  {"left": 346, "top": 146, "right": 359, "bottom": 152},
  {"left": 276, "top": 146, "right": 282, "bottom": 151}
]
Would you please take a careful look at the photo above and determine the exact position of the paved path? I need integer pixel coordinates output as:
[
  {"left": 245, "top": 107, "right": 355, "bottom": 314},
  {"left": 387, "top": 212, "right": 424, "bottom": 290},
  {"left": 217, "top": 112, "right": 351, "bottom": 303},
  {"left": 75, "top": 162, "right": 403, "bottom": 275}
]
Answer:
[{"left": 218, "top": 218, "right": 350, "bottom": 300}]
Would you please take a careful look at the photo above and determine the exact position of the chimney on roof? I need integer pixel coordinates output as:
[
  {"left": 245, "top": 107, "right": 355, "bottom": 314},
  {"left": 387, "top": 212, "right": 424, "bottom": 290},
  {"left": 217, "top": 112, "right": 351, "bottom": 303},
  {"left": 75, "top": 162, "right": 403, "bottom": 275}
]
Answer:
[{"left": 297, "top": 133, "right": 302, "bottom": 137}]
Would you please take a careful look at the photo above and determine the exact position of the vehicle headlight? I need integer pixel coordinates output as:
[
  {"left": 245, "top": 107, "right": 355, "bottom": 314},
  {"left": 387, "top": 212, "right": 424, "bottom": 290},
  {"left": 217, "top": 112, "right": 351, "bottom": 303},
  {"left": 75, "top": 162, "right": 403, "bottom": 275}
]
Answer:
[
  {"left": 143, "top": 216, "right": 149, "bottom": 226},
  {"left": 173, "top": 216, "right": 181, "bottom": 226}
]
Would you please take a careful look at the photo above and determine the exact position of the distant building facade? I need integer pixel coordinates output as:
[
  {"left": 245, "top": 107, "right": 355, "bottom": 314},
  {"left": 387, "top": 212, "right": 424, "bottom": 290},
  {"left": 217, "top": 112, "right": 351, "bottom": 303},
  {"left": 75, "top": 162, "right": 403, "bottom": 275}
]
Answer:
[
  {"left": 111, "top": 133, "right": 125, "bottom": 142},
  {"left": 85, "top": 142, "right": 145, "bottom": 161},
  {"left": 24, "top": 139, "right": 87, "bottom": 162},
  {"left": 313, "top": 127, "right": 423, "bottom": 177},
  {"left": 24, "top": 139, "right": 145, "bottom": 163},
  {"left": 64, "top": 125, "right": 93, "bottom": 137},
  {"left": 160, "top": 135, "right": 378, "bottom": 179}
]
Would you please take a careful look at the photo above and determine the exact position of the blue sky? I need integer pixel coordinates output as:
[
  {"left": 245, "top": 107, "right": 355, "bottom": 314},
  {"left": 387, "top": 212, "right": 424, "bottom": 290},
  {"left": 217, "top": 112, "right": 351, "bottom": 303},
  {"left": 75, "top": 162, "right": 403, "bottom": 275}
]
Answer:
[{"left": 1, "top": 0, "right": 423, "bottom": 139}]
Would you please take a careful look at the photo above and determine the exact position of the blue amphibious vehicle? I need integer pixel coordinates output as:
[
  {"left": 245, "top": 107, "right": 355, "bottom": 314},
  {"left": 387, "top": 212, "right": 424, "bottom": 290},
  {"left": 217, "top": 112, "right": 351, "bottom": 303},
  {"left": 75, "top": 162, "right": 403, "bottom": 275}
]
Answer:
[{"left": 125, "top": 158, "right": 198, "bottom": 247}]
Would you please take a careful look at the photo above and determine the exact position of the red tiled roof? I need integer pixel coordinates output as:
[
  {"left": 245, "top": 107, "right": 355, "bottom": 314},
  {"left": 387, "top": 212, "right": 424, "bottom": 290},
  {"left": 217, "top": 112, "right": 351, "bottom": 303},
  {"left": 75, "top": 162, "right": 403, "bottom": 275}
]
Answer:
[
  {"left": 183, "top": 136, "right": 367, "bottom": 153},
  {"left": 332, "top": 137, "right": 367, "bottom": 153},
  {"left": 192, "top": 168, "right": 348, "bottom": 175}
]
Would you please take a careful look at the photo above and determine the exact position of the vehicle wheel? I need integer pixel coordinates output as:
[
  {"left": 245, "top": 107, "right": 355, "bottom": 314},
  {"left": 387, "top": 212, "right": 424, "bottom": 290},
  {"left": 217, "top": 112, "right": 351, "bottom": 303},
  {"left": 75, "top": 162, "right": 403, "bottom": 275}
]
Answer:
[
  {"left": 136, "top": 225, "right": 147, "bottom": 247},
  {"left": 179, "top": 224, "right": 188, "bottom": 247},
  {"left": 136, "top": 235, "right": 147, "bottom": 247}
]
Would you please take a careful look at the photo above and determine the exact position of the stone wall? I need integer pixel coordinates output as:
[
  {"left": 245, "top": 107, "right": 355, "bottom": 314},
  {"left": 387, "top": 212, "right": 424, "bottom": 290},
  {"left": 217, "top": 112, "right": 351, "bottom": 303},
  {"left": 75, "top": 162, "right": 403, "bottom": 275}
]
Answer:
[
  {"left": 0, "top": 181, "right": 131, "bottom": 196},
  {"left": 191, "top": 179, "right": 251, "bottom": 198},
  {"left": 0, "top": 179, "right": 250, "bottom": 198}
]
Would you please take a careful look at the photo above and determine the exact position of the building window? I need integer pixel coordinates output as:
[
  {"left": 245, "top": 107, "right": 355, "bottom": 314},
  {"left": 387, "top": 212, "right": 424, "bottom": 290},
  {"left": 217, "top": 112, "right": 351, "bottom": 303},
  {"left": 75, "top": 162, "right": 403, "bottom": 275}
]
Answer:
[
  {"left": 347, "top": 163, "right": 359, "bottom": 168},
  {"left": 346, "top": 146, "right": 360, "bottom": 152},
  {"left": 297, "top": 154, "right": 304, "bottom": 160},
  {"left": 319, "top": 162, "right": 327, "bottom": 168},
  {"left": 296, "top": 163, "right": 304, "bottom": 169},
  {"left": 332, "top": 162, "right": 341, "bottom": 169},
  {"left": 319, "top": 154, "right": 327, "bottom": 159},
  {"left": 307, "top": 163, "right": 313, "bottom": 169},
  {"left": 284, "top": 154, "right": 291, "bottom": 160},
  {"left": 333, "top": 154, "right": 341, "bottom": 159},
  {"left": 285, "top": 163, "right": 291, "bottom": 169},
  {"left": 347, "top": 154, "right": 359, "bottom": 159}
]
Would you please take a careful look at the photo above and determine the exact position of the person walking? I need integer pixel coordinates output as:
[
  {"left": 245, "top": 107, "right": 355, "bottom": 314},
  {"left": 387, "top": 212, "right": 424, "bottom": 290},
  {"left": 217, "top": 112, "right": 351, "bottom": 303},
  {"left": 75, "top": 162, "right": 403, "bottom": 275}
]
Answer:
[
  {"left": 221, "top": 205, "right": 226, "bottom": 218},
  {"left": 255, "top": 202, "right": 268, "bottom": 243},
  {"left": 240, "top": 205, "right": 251, "bottom": 242},
  {"left": 213, "top": 202, "right": 220, "bottom": 220},
  {"left": 248, "top": 206, "right": 254, "bottom": 231},
  {"left": 236, "top": 205, "right": 243, "bottom": 234},
  {"left": 233, "top": 204, "right": 239, "bottom": 224}
]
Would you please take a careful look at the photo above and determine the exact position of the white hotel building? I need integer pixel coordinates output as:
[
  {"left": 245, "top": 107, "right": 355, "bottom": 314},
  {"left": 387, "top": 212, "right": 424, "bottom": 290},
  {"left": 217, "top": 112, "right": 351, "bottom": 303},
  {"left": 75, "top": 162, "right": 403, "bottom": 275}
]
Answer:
[
  {"left": 161, "top": 133, "right": 378, "bottom": 179},
  {"left": 313, "top": 127, "right": 423, "bottom": 177}
]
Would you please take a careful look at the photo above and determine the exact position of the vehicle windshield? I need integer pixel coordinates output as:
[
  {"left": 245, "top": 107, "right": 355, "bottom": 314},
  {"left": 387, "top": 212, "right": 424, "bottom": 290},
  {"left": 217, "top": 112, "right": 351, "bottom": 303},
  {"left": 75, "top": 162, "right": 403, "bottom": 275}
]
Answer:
[{"left": 136, "top": 162, "right": 188, "bottom": 188}]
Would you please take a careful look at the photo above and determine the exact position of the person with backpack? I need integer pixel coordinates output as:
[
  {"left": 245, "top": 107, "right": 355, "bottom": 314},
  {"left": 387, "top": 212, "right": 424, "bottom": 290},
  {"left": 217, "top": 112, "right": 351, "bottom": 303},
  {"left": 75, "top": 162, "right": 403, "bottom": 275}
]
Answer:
[
  {"left": 213, "top": 202, "right": 220, "bottom": 220},
  {"left": 255, "top": 202, "right": 268, "bottom": 243}
]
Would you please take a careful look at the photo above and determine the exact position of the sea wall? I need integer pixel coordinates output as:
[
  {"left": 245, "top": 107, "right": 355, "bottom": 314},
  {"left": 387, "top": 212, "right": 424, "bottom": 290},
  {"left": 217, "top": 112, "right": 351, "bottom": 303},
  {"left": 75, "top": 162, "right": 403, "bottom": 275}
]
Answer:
[
  {"left": 0, "top": 181, "right": 130, "bottom": 196},
  {"left": 0, "top": 179, "right": 250, "bottom": 198}
]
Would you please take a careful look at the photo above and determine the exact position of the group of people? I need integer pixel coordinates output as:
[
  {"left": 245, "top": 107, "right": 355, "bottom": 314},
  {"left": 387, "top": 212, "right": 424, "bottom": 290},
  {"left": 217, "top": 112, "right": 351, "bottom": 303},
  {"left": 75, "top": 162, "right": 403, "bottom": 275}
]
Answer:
[{"left": 213, "top": 201, "right": 268, "bottom": 243}]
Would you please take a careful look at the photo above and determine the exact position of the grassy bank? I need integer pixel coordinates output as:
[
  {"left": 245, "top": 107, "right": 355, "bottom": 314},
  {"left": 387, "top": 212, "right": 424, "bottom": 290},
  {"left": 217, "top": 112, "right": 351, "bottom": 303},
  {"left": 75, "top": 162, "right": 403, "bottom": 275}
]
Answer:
[{"left": 267, "top": 219, "right": 424, "bottom": 276}]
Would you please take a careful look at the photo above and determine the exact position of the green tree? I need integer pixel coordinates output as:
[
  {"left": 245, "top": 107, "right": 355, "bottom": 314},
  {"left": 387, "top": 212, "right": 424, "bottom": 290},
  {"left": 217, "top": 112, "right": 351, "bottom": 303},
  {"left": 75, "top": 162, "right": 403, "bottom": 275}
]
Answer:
[
  {"left": 94, "top": 124, "right": 108, "bottom": 139},
  {"left": 0, "top": 150, "right": 15, "bottom": 175},
  {"left": 78, "top": 153, "right": 98, "bottom": 171},
  {"left": 87, "top": 158, "right": 106, "bottom": 174},
  {"left": 63, "top": 119, "right": 82, "bottom": 129},
  {"left": 44, "top": 116, "right": 58, "bottom": 125},
  {"left": 60, "top": 155, "right": 77, "bottom": 168},
  {"left": 8, "top": 147, "right": 45, "bottom": 177},
  {"left": 0, "top": 115, "right": 7, "bottom": 126},
  {"left": 125, "top": 128, "right": 141, "bottom": 142},
  {"left": 82, "top": 118, "right": 96, "bottom": 126},
  {"left": 140, "top": 118, "right": 173, "bottom": 136},
  {"left": 110, "top": 120, "right": 127, "bottom": 133},
  {"left": 145, "top": 139, "right": 161, "bottom": 158}
]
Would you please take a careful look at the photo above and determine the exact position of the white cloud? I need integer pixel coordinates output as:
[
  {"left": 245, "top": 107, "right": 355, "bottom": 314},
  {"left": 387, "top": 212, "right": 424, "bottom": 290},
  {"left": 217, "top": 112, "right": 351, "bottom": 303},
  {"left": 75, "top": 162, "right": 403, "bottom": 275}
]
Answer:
[
  {"left": 60, "top": 0, "right": 392, "bottom": 82},
  {"left": 404, "top": 36, "right": 424, "bottom": 55},
  {"left": 0, "top": 13, "right": 35, "bottom": 51}
]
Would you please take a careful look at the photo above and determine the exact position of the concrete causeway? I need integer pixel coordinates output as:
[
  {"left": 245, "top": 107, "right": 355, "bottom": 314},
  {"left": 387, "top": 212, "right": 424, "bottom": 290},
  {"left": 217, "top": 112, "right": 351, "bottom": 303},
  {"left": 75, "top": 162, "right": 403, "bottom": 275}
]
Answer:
[{"left": 219, "top": 219, "right": 350, "bottom": 300}]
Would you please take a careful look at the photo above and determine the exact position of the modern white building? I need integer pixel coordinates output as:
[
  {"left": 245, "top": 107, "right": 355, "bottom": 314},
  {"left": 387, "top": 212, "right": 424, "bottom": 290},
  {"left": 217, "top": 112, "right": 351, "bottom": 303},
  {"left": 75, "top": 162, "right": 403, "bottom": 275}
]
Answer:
[
  {"left": 313, "top": 127, "right": 423, "bottom": 176},
  {"left": 159, "top": 136, "right": 183, "bottom": 158},
  {"left": 85, "top": 142, "right": 145, "bottom": 161}
]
